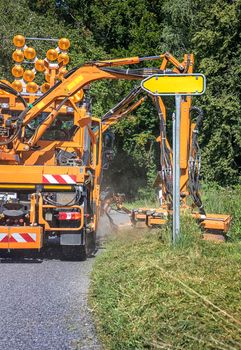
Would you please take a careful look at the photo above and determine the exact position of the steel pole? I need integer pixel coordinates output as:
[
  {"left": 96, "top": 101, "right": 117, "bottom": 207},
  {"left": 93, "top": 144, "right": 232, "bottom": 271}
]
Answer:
[
  {"left": 173, "top": 95, "right": 181, "bottom": 243},
  {"left": 172, "top": 112, "right": 176, "bottom": 242}
]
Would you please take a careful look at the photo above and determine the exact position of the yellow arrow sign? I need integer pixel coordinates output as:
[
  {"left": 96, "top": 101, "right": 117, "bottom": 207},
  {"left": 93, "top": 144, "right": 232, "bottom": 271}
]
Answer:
[{"left": 141, "top": 74, "right": 206, "bottom": 96}]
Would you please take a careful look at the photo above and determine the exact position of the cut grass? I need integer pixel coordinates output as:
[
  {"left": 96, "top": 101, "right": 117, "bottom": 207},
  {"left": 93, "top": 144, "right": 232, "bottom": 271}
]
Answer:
[
  {"left": 90, "top": 216, "right": 241, "bottom": 349},
  {"left": 90, "top": 185, "right": 241, "bottom": 349}
]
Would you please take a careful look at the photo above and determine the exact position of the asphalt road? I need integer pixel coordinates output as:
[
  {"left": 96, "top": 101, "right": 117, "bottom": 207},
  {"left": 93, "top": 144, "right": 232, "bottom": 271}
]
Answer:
[
  {"left": 0, "top": 211, "right": 129, "bottom": 350},
  {"left": 0, "top": 250, "right": 101, "bottom": 350}
]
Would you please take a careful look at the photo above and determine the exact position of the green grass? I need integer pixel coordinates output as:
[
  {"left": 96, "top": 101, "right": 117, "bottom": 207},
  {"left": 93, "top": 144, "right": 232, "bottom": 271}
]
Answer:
[
  {"left": 90, "top": 186, "right": 241, "bottom": 349},
  {"left": 200, "top": 184, "right": 241, "bottom": 239}
]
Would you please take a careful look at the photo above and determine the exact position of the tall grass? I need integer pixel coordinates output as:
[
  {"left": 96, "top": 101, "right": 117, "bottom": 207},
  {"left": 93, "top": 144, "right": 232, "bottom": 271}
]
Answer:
[
  {"left": 126, "top": 184, "right": 241, "bottom": 239},
  {"left": 200, "top": 184, "right": 241, "bottom": 239}
]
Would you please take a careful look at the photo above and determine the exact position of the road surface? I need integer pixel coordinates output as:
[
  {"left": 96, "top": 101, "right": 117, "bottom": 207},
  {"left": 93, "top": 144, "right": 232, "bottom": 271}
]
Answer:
[
  {"left": 0, "top": 211, "right": 129, "bottom": 350},
  {"left": 0, "top": 251, "right": 102, "bottom": 350}
]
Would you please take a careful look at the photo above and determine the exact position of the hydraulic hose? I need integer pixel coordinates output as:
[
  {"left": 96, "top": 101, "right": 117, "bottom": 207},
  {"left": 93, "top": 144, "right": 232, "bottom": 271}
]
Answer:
[
  {"left": 101, "top": 67, "right": 164, "bottom": 78},
  {"left": 154, "top": 96, "right": 173, "bottom": 205},
  {"left": 0, "top": 81, "right": 28, "bottom": 145},
  {"left": 102, "top": 86, "right": 142, "bottom": 121},
  {"left": 43, "top": 186, "right": 82, "bottom": 207},
  {"left": 188, "top": 106, "right": 206, "bottom": 215},
  {"left": 0, "top": 81, "right": 28, "bottom": 108}
]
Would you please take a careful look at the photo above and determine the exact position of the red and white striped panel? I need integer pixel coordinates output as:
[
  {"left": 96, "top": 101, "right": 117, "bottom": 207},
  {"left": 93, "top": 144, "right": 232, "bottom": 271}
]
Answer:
[
  {"left": 42, "top": 174, "right": 76, "bottom": 184},
  {"left": 0, "top": 233, "right": 8, "bottom": 243},
  {"left": 0, "top": 233, "right": 36, "bottom": 243}
]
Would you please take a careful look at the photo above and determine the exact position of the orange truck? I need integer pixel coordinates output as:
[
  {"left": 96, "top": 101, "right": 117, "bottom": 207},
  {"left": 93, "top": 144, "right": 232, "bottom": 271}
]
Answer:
[{"left": 0, "top": 36, "right": 231, "bottom": 259}]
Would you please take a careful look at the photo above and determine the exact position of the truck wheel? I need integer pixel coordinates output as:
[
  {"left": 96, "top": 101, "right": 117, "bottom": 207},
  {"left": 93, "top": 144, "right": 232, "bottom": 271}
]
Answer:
[{"left": 62, "top": 245, "right": 87, "bottom": 261}]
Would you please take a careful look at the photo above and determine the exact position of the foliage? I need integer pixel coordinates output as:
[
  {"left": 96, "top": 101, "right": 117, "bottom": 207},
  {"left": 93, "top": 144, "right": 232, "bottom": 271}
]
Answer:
[
  {"left": 0, "top": 0, "right": 240, "bottom": 191},
  {"left": 192, "top": 0, "right": 241, "bottom": 185}
]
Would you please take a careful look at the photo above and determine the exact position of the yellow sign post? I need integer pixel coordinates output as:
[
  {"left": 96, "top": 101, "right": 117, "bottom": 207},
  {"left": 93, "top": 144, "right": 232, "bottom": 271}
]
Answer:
[
  {"left": 141, "top": 74, "right": 206, "bottom": 96},
  {"left": 141, "top": 73, "right": 206, "bottom": 243}
]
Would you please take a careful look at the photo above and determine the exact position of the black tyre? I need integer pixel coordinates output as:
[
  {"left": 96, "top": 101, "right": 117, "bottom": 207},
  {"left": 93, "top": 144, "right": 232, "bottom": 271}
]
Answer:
[{"left": 62, "top": 245, "right": 87, "bottom": 261}]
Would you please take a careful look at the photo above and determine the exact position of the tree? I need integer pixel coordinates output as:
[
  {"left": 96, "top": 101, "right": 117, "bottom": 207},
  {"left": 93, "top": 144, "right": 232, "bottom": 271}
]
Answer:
[{"left": 0, "top": 0, "right": 239, "bottom": 194}]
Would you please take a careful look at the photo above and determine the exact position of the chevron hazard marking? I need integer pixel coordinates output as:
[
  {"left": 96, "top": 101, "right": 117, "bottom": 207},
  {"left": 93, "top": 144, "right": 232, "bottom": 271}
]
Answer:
[
  {"left": 0, "top": 233, "right": 37, "bottom": 243},
  {"left": 42, "top": 174, "right": 76, "bottom": 184},
  {"left": 10, "top": 233, "right": 37, "bottom": 242},
  {"left": 0, "top": 233, "right": 8, "bottom": 242}
]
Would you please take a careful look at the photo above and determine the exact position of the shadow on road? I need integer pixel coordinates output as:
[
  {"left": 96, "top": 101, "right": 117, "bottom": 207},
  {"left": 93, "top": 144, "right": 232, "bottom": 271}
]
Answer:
[
  {"left": 0, "top": 247, "right": 63, "bottom": 264},
  {"left": 0, "top": 246, "right": 99, "bottom": 264}
]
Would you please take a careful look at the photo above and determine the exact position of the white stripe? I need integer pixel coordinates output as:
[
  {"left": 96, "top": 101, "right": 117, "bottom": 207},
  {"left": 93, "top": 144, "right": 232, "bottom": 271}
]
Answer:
[
  {"left": 12, "top": 233, "right": 26, "bottom": 242},
  {"left": 43, "top": 174, "right": 59, "bottom": 184},
  {"left": 28, "top": 233, "right": 36, "bottom": 241},
  {"left": 0, "top": 233, "right": 7, "bottom": 242},
  {"left": 61, "top": 175, "right": 76, "bottom": 184}
]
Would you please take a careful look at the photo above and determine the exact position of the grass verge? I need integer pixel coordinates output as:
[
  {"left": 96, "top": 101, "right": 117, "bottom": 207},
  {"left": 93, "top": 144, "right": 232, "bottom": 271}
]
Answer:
[
  {"left": 125, "top": 184, "right": 241, "bottom": 239},
  {"left": 90, "top": 216, "right": 241, "bottom": 349}
]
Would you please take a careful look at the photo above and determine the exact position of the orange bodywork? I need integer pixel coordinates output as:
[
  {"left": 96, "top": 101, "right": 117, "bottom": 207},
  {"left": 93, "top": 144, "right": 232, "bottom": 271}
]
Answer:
[
  {"left": 0, "top": 226, "right": 43, "bottom": 250},
  {"left": 0, "top": 46, "right": 231, "bottom": 251},
  {"left": 131, "top": 209, "right": 232, "bottom": 234},
  {"left": 192, "top": 213, "right": 232, "bottom": 233},
  {"left": 0, "top": 51, "right": 188, "bottom": 250}
]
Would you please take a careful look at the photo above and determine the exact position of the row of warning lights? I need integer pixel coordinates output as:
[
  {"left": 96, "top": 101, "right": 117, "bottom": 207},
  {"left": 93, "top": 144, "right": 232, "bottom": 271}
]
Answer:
[
  {"left": 12, "top": 50, "right": 70, "bottom": 64},
  {"left": 12, "top": 80, "right": 54, "bottom": 94},
  {"left": 11, "top": 65, "right": 68, "bottom": 93},
  {"left": 13, "top": 35, "right": 70, "bottom": 50},
  {"left": 12, "top": 35, "right": 70, "bottom": 65},
  {"left": 9, "top": 78, "right": 84, "bottom": 95},
  {"left": 11, "top": 62, "right": 68, "bottom": 92}
]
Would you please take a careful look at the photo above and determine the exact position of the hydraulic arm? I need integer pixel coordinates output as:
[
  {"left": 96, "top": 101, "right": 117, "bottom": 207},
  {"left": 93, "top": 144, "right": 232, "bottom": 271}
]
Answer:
[
  {"left": 0, "top": 37, "right": 231, "bottom": 258},
  {"left": 0, "top": 45, "right": 199, "bottom": 257}
]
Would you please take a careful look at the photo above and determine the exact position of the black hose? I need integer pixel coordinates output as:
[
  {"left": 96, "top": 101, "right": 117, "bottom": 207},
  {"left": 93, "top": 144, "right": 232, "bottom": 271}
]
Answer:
[
  {"left": 0, "top": 82, "right": 28, "bottom": 145},
  {"left": 154, "top": 96, "right": 173, "bottom": 205},
  {"left": 101, "top": 67, "right": 164, "bottom": 78},
  {"left": 102, "top": 86, "right": 142, "bottom": 121},
  {"left": 27, "top": 96, "right": 69, "bottom": 145},
  {"left": 43, "top": 186, "right": 82, "bottom": 207},
  {"left": 188, "top": 106, "right": 206, "bottom": 215},
  {"left": 0, "top": 81, "right": 28, "bottom": 108}
]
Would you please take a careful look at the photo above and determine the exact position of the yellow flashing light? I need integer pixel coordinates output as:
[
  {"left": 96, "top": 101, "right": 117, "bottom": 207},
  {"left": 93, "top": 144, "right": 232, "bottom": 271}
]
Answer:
[
  {"left": 23, "top": 69, "right": 35, "bottom": 82},
  {"left": 35, "top": 59, "right": 45, "bottom": 72},
  {"left": 24, "top": 47, "right": 36, "bottom": 60},
  {"left": 58, "top": 52, "right": 69, "bottom": 65},
  {"left": 46, "top": 49, "right": 58, "bottom": 61},
  {"left": 12, "top": 50, "right": 24, "bottom": 63},
  {"left": 58, "top": 38, "right": 70, "bottom": 51},
  {"left": 12, "top": 65, "right": 24, "bottom": 78},
  {"left": 41, "top": 83, "right": 50, "bottom": 93},
  {"left": 26, "top": 82, "right": 38, "bottom": 93},
  {"left": 13, "top": 35, "right": 25, "bottom": 48},
  {"left": 12, "top": 80, "right": 23, "bottom": 92}
]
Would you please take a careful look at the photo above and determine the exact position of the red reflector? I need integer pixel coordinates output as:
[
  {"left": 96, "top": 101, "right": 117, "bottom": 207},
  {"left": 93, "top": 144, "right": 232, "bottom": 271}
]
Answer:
[{"left": 58, "top": 212, "right": 81, "bottom": 220}]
